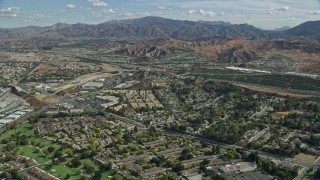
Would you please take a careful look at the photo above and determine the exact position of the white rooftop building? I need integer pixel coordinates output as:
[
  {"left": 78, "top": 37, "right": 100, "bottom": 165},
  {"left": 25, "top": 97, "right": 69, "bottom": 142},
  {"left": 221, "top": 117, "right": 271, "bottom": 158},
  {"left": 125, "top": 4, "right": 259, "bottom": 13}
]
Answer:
[
  {"left": 220, "top": 162, "right": 257, "bottom": 173},
  {"left": 82, "top": 82, "right": 104, "bottom": 89}
]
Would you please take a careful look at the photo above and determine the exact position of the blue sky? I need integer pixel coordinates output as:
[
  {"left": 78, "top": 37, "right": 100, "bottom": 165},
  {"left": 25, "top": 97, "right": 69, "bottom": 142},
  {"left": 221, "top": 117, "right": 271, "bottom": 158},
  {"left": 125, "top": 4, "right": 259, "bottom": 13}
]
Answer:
[{"left": 0, "top": 0, "right": 319, "bottom": 29}]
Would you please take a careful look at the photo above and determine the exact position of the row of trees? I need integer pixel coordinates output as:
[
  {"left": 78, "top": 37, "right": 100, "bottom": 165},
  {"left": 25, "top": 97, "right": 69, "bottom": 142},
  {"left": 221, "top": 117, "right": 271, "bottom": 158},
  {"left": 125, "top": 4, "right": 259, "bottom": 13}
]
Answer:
[
  {"left": 202, "top": 121, "right": 264, "bottom": 144},
  {"left": 248, "top": 152, "right": 298, "bottom": 179}
]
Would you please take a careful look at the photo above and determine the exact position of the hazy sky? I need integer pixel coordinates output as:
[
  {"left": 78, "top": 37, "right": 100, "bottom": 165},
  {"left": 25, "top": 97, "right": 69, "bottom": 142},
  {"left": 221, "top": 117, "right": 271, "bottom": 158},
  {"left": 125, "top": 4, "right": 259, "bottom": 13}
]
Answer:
[{"left": 0, "top": 0, "right": 319, "bottom": 29}]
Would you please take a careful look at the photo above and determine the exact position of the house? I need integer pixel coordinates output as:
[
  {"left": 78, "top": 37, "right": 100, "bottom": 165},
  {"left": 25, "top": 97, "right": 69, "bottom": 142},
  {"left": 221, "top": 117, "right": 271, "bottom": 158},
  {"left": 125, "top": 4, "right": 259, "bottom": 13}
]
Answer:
[
  {"left": 186, "top": 174, "right": 204, "bottom": 180},
  {"left": 22, "top": 167, "right": 59, "bottom": 180},
  {"left": 7, "top": 161, "right": 24, "bottom": 169},
  {"left": 46, "top": 109, "right": 59, "bottom": 115},
  {"left": 70, "top": 109, "right": 84, "bottom": 114},
  {"left": 182, "top": 156, "right": 216, "bottom": 167},
  {"left": 143, "top": 138, "right": 166, "bottom": 147},
  {"left": 144, "top": 167, "right": 166, "bottom": 176}
]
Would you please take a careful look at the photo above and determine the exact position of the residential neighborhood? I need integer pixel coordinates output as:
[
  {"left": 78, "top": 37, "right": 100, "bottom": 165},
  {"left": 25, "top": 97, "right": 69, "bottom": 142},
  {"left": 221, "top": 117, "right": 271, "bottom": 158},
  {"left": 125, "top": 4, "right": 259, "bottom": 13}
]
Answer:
[{"left": 1, "top": 3, "right": 320, "bottom": 179}]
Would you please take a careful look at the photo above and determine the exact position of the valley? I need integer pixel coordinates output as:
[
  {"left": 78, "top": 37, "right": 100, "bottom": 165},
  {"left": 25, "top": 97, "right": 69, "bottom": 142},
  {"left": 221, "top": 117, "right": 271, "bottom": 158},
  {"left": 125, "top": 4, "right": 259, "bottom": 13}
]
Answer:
[{"left": 0, "top": 16, "right": 320, "bottom": 180}]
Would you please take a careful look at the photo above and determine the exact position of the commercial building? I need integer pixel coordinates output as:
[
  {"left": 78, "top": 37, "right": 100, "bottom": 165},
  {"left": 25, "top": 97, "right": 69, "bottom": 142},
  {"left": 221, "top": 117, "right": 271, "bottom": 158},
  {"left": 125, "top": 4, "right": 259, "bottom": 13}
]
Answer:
[
  {"left": 82, "top": 82, "right": 104, "bottom": 89},
  {"left": 219, "top": 162, "right": 257, "bottom": 173}
]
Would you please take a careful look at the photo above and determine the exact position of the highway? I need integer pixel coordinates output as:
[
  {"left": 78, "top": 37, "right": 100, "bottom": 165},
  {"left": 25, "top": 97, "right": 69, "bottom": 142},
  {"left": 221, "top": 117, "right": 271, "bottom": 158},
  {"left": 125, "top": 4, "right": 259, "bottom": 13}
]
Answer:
[{"left": 183, "top": 74, "right": 320, "bottom": 98}]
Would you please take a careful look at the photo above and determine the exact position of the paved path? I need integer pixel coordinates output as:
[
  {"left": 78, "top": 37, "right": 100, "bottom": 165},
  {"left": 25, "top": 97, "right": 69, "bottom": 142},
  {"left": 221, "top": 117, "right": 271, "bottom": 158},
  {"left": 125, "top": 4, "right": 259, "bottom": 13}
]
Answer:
[{"left": 19, "top": 160, "right": 52, "bottom": 173}]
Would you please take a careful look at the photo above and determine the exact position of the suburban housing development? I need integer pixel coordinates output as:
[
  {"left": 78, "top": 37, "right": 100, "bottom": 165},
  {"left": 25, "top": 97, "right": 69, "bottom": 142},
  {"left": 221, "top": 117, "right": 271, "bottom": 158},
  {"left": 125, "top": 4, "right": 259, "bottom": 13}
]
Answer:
[{"left": 1, "top": 1, "right": 320, "bottom": 180}]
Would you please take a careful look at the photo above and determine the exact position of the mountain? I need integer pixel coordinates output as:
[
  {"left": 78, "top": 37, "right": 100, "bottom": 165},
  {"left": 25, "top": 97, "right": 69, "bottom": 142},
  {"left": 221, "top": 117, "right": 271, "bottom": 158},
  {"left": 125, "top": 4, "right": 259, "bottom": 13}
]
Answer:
[
  {"left": 0, "top": 16, "right": 319, "bottom": 67},
  {"left": 0, "top": 26, "right": 42, "bottom": 41},
  {"left": 0, "top": 16, "right": 269, "bottom": 41},
  {"left": 285, "top": 20, "right": 320, "bottom": 37},
  {"left": 273, "top": 26, "right": 291, "bottom": 31},
  {"left": 0, "top": 17, "right": 319, "bottom": 43}
]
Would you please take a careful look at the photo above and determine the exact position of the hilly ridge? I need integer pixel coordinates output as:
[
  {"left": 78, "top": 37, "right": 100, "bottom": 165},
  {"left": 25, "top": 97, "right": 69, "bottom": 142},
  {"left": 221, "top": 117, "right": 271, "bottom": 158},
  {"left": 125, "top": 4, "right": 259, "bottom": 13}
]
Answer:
[
  {"left": 1, "top": 16, "right": 320, "bottom": 66},
  {"left": 286, "top": 20, "right": 320, "bottom": 37},
  {"left": 1, "top": 16, "right": 320, "bottom": 42}
]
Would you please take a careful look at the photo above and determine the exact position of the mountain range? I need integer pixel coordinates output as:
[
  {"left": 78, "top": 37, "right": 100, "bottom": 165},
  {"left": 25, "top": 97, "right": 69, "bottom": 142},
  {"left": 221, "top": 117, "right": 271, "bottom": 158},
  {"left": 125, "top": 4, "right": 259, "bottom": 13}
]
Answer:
[
  {"left": 1, "top": 16, "right": 320, "bottom": 41},
  {"left": 1, "top": 16, "right": 320, "bottom": 68}
]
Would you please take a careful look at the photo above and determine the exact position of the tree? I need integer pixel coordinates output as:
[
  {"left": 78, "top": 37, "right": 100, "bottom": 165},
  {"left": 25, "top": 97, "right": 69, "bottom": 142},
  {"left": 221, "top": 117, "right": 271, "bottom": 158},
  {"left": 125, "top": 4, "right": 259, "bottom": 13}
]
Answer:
[
  {"left": 159, "top": 173, "right": 175, "bottom": 180},
  {"left": 150, "top": 156, "right": 167, "bottom": 167},
  {"left": 169, "top": 124, "right": 187, "bottom": 133},
  {"left": 172, "top": 162, "right": 184, "bottom": 172},
  {"left": 130, "top": 170, "right": 140, "bottom": 177},
  {"left": 1, "top": 138, "right": 9, "bottom": 144},
  {"left": 203, "top": 81, "right": 216, "bottom": 94},
  {"left": 47, "top": 146, "right": 55, "bottom": 153},
  {"left": 65, "top": 174, "right": 71, "bottom": 180},
  {"left": 5, "top": 142, "right": 15, "bottom": 151},
  {"left": 226, "top": 149, "right": 239, "bottom": 160},
  {"left": 71, "top": 157, "right": 81, "bottom": 168},
  {"left": 54, "top": 151, "right": 63, "bottom": 159},
  {"left": 34, "top": 129, "right": 39, "bottom": 136},
  {"left": 313, "top": 104, "right": 319, "bottom": 113},
  {"left": 134, "top": 126, "right": 139, "bottom": 133},
  {"left": 84, "top": 164, "right": 95, "bottom": 174},
  {"left": 201, "top": 141, "right": 209, "bottom": 148},
  {"left": 309, "top": 135, "right": 320, "bottom": 147},
  {"left": 315, "top": 168, "right": 320, "bottom": 179},
  {"left": 123, "top": 133, "right": 133, "bottom": 143},
  {"left": 179, "top": 148, "right": 193, "bottom": 161},
  {"left": 93, "top": 171, "right": 102, "bottom": 179},
  {"left": 80, "top": 175, "right": 88, "bottom": 180},
  {"left": 201, "top": 159, "right": 210, "bottom": 166},
  {"left": 122, "top": 164, "right": 129, "bottom": 171},
  {"left": 248, "top": 152, "right": 259, "bottom": 162},
  {"left": 8, "top": 169, "right": 20, "bottom": 179},
  {"left": 106, "top": 162, "right": 112, "bottom": 170},
  {"left": 211, "top": 145, "right": 220, "bottom": 155},
  {"left": 0, "top": 172, "right": 12, "bottom": 180}
]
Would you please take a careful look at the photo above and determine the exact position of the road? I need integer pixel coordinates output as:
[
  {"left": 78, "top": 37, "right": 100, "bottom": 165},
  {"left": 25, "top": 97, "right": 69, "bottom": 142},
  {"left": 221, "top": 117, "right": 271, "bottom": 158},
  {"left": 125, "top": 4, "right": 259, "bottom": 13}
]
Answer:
[
  {"left": 18, "top": 160, "right": 52, "bottom": 173},
  {"left": 0, "top": 88, "right": 11, "bottom": 98},
  {"left": 50, "top": 71, "right": 122, "bottom": 95},
  {"left": 105, "top": 112, "right": 145, "bottom": 129},
  {"left": 293, "top": 166, "right": 308, "bottom": 180},
  {"left": 303, "top": 156, "right": 320, "bottom": 180},
  {"left": 183, "top": 74, "right": 320, "bottom": 98}
]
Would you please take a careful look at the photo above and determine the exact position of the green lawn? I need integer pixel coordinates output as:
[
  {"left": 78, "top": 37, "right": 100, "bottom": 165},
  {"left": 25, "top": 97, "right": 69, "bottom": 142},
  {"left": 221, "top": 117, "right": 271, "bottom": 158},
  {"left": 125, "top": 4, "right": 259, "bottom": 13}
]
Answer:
[
  {"left": 80, "top": 159, "right": 98, "bottom": 169},
  {"left": 42, "top": 160, "right": 123, "bottom": 180},
  {"left": 18, "top": 145, "right": 49, "bottom": 163},
  {"left": 0, "top": 123, "right": 123, "bottom": 180},
  {"left": 30, "top": 136, "right": 59, "bottom": 147},
  {"left": 0, "top": 122, "right": 63, "bottom": 163},
  {"left": 101, "top": 171, "right": 124, "bottom": 180},
  {"left": 42, "top": 164, "right": 83, "bottom": 180},
  {"left": 79, "top": 159, "right": 123, "bottom": 179},
  {"left": 0, "top": 123, "right": 33, "bottom": 141}
]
